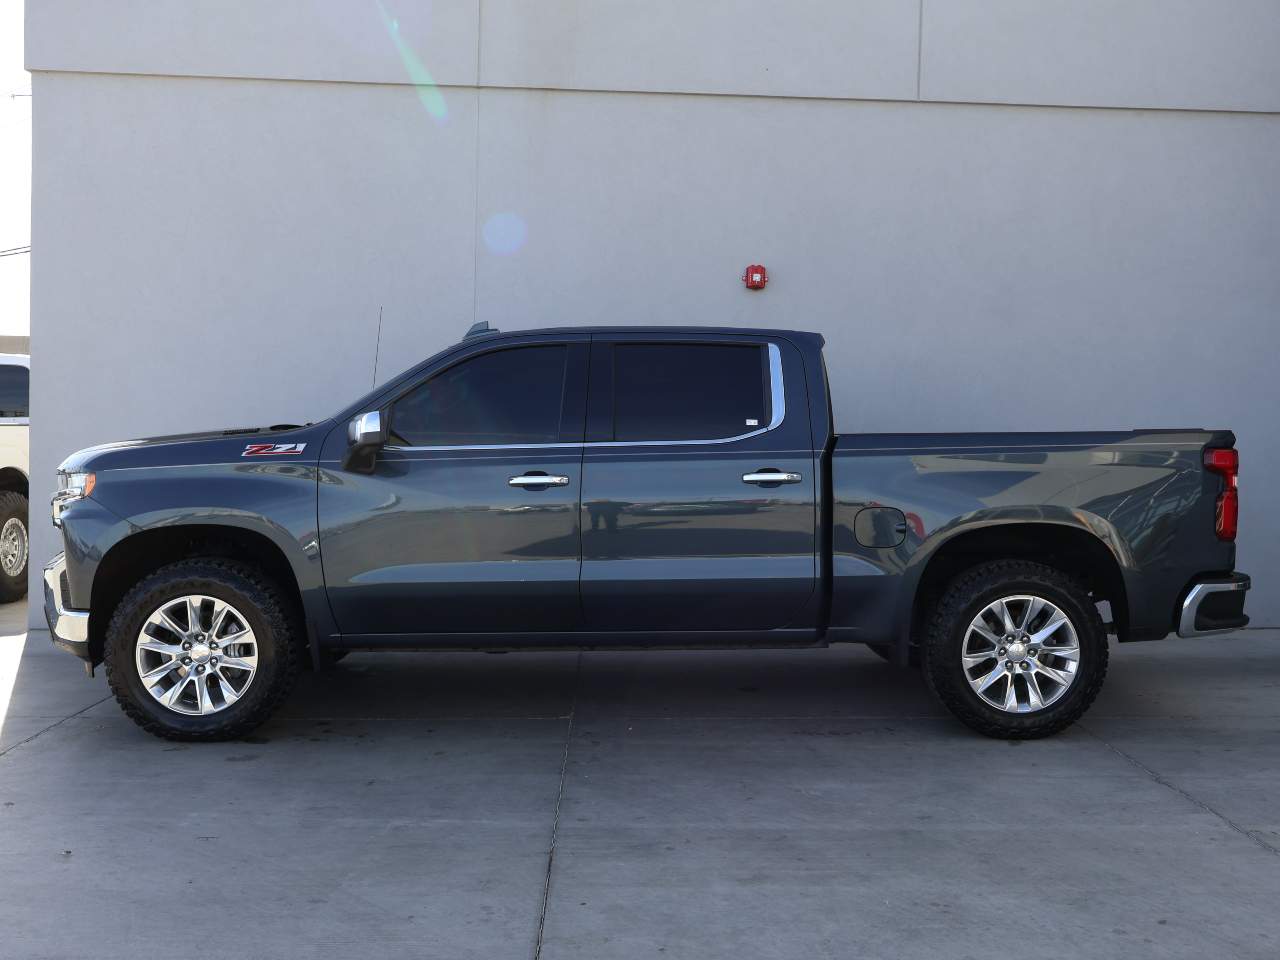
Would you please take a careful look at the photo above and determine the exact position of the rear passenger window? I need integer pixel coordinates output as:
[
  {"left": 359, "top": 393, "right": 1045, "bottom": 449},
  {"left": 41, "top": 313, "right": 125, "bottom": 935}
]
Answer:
[
  {"left": 612, "top": 343, "right": 767, "bottom": 442},
  {"left": 0, "top": 365, "right": 28, "bottom": 418},
  {"left": 390, "top": 345, "right": 568, "bottom": 446}
]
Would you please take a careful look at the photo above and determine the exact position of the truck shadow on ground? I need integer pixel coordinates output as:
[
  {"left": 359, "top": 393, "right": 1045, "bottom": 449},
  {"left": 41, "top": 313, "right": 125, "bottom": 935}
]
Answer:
[
  {"left": 277, "top": 646, "right": 943, "bottom": 722},
  {"left": 271, "top": 633, "right": 1280, "bottom": 730}
]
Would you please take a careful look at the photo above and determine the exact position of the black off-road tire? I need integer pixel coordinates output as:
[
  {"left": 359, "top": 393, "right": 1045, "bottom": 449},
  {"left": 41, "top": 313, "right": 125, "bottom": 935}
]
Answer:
[
  {"left": 922, "top": 560, "right": 1109, "bottom": 739},
  {"left": 0, "top": 491, "right": 29, "bottom": 602},
  {"left": 104, "top": 559, "right": 300, "bottom": 741}
]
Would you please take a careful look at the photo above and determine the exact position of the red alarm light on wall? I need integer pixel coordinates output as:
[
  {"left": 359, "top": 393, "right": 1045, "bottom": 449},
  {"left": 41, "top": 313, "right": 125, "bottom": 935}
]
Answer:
[{"left": 742, "top": 264, "right": 768, "bottom": 290}]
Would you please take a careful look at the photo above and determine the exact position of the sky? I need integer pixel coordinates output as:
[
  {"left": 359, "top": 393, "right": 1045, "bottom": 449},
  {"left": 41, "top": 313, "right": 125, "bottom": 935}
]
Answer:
[{"left": 0, "top": 0, "right": 31, "bottom": 338}]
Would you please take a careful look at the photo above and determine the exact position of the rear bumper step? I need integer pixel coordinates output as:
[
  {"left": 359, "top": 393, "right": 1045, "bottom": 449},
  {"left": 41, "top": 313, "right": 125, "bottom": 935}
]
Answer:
[{"left": 1177, "top": 574, "right": 1250, "bottom": 638}]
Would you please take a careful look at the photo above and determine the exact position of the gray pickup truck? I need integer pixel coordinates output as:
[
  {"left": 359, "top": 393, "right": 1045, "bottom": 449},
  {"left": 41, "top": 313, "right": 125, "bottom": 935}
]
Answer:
[{"left": 44, "top": 326, "right": 1249, "bottom": 740}]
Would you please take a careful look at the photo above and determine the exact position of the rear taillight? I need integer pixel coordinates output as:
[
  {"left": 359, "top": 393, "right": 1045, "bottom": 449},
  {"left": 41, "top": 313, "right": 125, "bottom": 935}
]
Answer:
[{"left": 1204, "top": 447, "right": 1239, "bottom": 541}]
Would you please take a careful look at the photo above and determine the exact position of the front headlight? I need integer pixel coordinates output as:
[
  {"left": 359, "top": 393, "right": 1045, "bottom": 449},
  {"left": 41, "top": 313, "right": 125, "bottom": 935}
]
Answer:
[{"left": 51, "top": 472, "right": 96, "bottom": 527}]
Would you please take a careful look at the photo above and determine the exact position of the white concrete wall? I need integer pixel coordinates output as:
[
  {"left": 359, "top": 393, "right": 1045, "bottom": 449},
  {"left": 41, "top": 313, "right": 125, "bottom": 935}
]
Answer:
[
  {"left": 0, "top": 2, "right": 31, "bottom": 340},
  {"left": 26, "top": 1, "right": 1280, "bottom": 625}
]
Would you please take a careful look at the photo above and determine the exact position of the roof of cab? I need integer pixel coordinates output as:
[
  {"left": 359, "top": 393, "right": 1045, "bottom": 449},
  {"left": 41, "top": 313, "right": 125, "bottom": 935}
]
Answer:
[
  {"left": 462, "top": 325, "right": 825, "bottom": 349},
  {"left": 336, "top": 325, "right": 826, "bottom": 423}
]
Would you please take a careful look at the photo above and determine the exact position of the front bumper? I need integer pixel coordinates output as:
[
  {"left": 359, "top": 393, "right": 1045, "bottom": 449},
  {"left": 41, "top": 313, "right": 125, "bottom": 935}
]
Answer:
[
  {"left": 1177, "top": 573, "right": 1250, "bottom": 638},
  {"left": 43, "top": 552, "right": 91, "bottom": 660}
]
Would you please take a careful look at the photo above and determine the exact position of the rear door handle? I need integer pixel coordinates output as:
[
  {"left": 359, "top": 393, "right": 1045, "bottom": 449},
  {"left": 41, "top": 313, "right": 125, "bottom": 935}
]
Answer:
[
  {"left": 509, "top": 473, "right": 571, "bottom": 487},
  {"left": 742, "top": 471, "right": 803, "bottom": 485}
]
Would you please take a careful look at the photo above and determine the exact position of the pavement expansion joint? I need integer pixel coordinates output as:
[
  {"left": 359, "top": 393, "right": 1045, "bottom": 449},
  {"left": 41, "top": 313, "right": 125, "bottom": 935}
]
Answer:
[
  {"left": 0, "top": 696, "right": 111, "bottom": 759},
  {"left": 1080, "top": 722, "right": 1280, "bottom": 858},
  {"left": 533, "top": 652, "right": 582, "bottom": 960}
]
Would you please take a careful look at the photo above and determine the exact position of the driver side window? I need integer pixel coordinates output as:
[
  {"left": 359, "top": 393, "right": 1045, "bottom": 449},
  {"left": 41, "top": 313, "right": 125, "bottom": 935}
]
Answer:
[{"left": 389, "top": 345, "right": 568, "bottom": 447}]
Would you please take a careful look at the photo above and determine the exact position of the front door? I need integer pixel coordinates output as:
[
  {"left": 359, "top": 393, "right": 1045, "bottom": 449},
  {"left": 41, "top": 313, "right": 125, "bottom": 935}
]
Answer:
[
  {"left": 319, "top": 338, "right": 588, "bottom": 638},
  {"left": 580, "top": 335, "right": 817, "bottom": 633}
]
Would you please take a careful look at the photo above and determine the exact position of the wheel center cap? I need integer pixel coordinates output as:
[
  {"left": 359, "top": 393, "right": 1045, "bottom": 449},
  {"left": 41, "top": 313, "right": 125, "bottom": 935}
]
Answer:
[
  {"left": 189, "top": 643, "right": 212, "bottom": 664},
  {"left": 1006, "top": 641, "right": 1028, "bottom": 663}
]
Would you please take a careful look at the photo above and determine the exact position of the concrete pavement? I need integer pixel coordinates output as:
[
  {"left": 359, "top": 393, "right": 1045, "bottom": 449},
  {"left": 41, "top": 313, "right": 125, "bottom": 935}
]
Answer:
[{"left": 1, "top": 601, "right": 1277, "bottom": 959}]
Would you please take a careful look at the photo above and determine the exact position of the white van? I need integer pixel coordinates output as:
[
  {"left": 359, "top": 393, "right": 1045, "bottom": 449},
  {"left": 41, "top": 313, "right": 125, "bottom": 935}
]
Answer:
[{"left": 0, "top": 354, "right": 28, "bottom": 601}]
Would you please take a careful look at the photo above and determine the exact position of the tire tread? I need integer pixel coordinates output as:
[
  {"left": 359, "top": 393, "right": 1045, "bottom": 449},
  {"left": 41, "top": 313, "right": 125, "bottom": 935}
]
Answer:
[
  {"left": 0, "top": 490, "right": 29, "bottom": 602},
  {"left": 922, "top": 559, "right": 1109, "bottom": 739},
  {"left": 104, "top": 558, "right": 299, "bottom": 741}
]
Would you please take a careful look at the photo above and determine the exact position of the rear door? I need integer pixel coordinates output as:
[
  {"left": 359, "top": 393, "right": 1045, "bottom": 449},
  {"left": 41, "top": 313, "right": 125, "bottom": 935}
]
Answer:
[
  {"left": 580, "top": 334, "right": 817, "bottom": 633},
  {"left": 319, "top": 336, "right": 588, "bottom": 638}
]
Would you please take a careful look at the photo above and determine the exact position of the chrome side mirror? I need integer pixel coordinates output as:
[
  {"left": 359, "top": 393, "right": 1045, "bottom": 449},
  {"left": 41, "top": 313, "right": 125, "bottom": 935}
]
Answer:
[{"left": 342, "top": 409, "right": 388, "bottom": 473}]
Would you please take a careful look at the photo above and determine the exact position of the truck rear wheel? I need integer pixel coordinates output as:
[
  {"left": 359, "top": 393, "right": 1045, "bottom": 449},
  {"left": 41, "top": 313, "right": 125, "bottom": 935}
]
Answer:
[
  {"left": 104, "top": 559, "right": 299, "bottom": 741},
  {"left": 0, "top": 491, "right": 29, "bottom": 602},
  {"left": 922, "top": 560, "right": 1108, "bottom": 739}
]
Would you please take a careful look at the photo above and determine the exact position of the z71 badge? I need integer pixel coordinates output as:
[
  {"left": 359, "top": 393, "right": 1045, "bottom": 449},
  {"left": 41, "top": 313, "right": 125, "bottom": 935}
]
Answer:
[{"left": 242, "top": 442, "right": 307, "bottom": 457}]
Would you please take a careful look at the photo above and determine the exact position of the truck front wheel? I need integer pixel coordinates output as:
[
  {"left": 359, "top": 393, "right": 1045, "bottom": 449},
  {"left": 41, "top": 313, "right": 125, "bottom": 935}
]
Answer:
[
  {"left": 922, "top": 560, "right": 1108, "bottom": 739},
  {"left": 0, "top": 491, "right": 29, "bottom": 602},
  {"left": 104, "top": 559, "right": 300, "bottom": 741}
]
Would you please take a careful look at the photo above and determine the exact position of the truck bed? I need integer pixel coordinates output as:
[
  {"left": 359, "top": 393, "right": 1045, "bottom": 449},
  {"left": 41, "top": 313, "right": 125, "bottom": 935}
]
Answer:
[{"left": 826, "top": 428, "right": 1236, "bottom": 646}]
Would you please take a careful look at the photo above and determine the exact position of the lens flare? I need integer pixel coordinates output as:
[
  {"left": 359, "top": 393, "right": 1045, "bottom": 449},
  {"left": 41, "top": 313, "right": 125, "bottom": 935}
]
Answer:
[
  {"left": 482, "top": 212, "right": 529, "bottom": 255},
  {"left": 377, "top": 0, "right": 448, "bottom": 124}
]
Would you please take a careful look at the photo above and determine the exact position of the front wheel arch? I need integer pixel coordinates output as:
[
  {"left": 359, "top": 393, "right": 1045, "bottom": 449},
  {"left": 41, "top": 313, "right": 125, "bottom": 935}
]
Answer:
[{"left": 89, "top": 525, "right": 307, "bottom": 666}]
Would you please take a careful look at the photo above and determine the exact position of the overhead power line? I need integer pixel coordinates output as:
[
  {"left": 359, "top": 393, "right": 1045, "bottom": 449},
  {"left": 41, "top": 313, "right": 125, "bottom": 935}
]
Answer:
[{"left": 0, "top": 246, "right": 30, "bottom": 258}]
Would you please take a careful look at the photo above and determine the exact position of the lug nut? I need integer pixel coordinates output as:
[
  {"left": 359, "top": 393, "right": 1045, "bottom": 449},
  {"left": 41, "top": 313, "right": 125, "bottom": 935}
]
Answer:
[
  {"left": 211, "top": 657, "right": 219, "bottom": 665},
  {"left": 196, "top": 665, "right": 205, "bottom": 674},
  {"left": 209, "top": 642, "right": 218, "bottom": 650},
  {"left": 998, "top": 647, "right": 1007, "bottom": 656},
  {"left": 182, "top": 641, "right": 192, "bottom": 650},
  {"left": 182, "top": 657, "right": 192, "bottom": 665}
]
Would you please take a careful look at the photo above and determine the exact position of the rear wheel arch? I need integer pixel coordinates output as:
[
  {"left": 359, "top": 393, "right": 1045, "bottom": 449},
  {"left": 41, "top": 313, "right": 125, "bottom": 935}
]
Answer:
[
  {"left": 905, "top": 521, "right": 1130, "bottom": 648},
  {"left": 89, "top": 524, "right": 307, "bottom": 665}
]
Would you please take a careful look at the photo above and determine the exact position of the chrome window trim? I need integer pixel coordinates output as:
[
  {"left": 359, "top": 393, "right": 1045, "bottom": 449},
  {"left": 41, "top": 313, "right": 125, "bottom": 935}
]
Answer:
[
  {"left": 384, "top": 342, "right": 785, "bottom": 453},
  {"left": 383, "top": 441, "right": 585, "bottom": 452}
]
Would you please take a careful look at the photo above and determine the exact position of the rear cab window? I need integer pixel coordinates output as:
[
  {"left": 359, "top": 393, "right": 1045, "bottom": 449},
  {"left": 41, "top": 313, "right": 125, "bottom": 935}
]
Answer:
[
  {"left": 0, "top": 364, "right": 29, "bottom": 420},
  {"left": 610, "top": 343, "right": 769, "bottom": 442}
]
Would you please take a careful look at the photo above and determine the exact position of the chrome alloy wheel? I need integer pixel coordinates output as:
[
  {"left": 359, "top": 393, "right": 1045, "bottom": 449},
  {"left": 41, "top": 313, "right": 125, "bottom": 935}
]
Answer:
[
  {"left": 134, "top": 595, "right": 258, "bottom": 716},
  {"left": 0, "top": 516, "right": 27, "bottom": 577},
  {"left": 962, "top": 595, "right": 1080, "bottom": 714}
]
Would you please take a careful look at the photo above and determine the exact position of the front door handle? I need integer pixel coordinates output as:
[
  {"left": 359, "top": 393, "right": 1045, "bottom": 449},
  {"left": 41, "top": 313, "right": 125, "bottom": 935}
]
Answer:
[
  {"left": 742, "top": 470, "right": 803, "bottom": 485},
  {"left": 509, "top": 473, "right": 571, "bottom": 488}
]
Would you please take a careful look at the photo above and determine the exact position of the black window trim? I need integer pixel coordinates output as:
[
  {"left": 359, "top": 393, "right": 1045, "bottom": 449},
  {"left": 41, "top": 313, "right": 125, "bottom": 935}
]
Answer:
[
  {"left": 382, "top": 340, "right": 785, "bottom": 451},
  {"left": 383, "top": 342, "right": 576, "bottom": 451}
]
